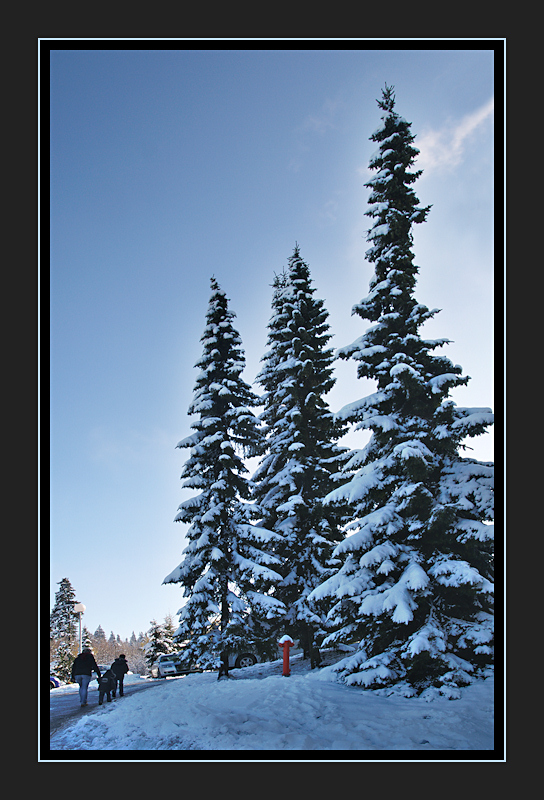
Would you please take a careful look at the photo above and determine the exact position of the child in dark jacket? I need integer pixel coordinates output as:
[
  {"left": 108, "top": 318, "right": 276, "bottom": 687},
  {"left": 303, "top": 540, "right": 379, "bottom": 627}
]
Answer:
[{"left": 98, "top": 669, "right": 117, "bottom": 705}]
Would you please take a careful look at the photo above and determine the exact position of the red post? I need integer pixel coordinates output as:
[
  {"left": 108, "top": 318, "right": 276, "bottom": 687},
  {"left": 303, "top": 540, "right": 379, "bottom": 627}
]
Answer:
[{"left": 278, "top": 635, "right": 294, "bottom": 676}]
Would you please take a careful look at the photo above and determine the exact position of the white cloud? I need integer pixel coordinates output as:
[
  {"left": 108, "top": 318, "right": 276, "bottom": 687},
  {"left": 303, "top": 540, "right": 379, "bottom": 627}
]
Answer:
[
  {"left": 299, "top": 97, "right": 344, "bottom": 135},
  {"left": 88, "top": 425, "right": 173, "bottom": 469},
  {"left": 289, "top": 97, "right": 347, "bottom": 177},
  {"left": 289, "top": 100, "right": 342, "bottom": 173},
  {"left": 301, "top": 114, "right": 335, "bottom": 134},
  {"left": 415, "top": 97, "right": 494, "bottom": 174}
]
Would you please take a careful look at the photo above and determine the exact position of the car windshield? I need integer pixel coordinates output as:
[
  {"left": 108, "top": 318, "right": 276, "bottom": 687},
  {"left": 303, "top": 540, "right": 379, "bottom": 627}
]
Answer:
[{"left": 160, "top": 654, "right": 180, "bottom": 663}]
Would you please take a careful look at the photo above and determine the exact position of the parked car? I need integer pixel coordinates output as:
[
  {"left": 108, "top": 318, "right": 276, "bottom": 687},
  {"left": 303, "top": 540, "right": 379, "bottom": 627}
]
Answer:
[
  {"left": 150, "top": 652, "right": 200, "bottom": 678},
  {"left": 50, "top": 674, "right": 61, "bottom": 690},
  {"left": 230, "top": 652, "right": 258, "bottom": 668},
  {"left": 150, "top": 649, "right": 259, "bottom": 677}
]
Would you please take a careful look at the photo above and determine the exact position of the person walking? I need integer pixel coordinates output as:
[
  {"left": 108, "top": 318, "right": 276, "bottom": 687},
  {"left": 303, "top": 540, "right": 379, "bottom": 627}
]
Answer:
[
  {"left": 71, "top": 647, "right": 101, "bottom": 707},
  {"left": 97, "top": 668, "right": 117, "bottom": 705},
  {"left": 111, "top": 653, "right": 129, "bottom": 697}
]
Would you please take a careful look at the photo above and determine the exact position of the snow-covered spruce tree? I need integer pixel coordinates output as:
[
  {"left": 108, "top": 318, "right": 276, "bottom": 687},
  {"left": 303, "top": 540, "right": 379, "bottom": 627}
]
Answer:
[
  {"left": 55, "top": 641, "right": 76, "bottom": 682},
  {"left": 163, "top": 278, "right": 285, "bottom": 676},
  {"left": 163, "top": 613, "right": 177, "bottom": 651},
  {"left": 144, "top": 619, "right": 171, "bottom": 669},
  {"left": 93, "top": 625, "right": 106, "bottom": 642},
  {"left": 82, "top": 627, "right": 93, "bottom": 651},
  {"left": 50, "top": 577, "right": 78, "bottom": 646},
  {"left": 309, "top": 86, "right": 494, "bottom": 697},
  {"left": 253, "top": 246, "right": 350, "bottom": 666}
]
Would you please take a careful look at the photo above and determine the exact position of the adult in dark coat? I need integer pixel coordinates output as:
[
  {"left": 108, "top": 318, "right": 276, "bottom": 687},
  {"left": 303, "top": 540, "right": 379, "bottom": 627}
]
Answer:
[
  {"left": 111, "top": 654, "right": 129, "bottom": 697},
  {"left": 71, "top": 648, "right": 101, "bottom": 706}
]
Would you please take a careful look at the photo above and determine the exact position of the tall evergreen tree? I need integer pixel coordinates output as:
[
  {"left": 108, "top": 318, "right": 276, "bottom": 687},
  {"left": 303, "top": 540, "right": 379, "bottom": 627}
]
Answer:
[
  {"left": 50, "top": 577, "right": 78, "bottom": 645},
  {"left": 55, "top": 641, "right": 76, "bottom": 682},
  {"left": 164, "top": 278, "right": 285, "bottom": 676},
  {"left": 82, "top": 626, "right": 93, "bottom": 650},
  {"left": 253, "top": 246, "right": 350, "bottom": 665},
  {"left": 94, "top": 625, "right": 106, "bottom": 642},
  {"left": 310, "top": 86, "right": 494, "bottom": 697},
  {"left": 161, "top": 614, "right": 177, "bottom": 655},
  {"left": 144, "top": 619, "right": 171, "bottom": 668}
]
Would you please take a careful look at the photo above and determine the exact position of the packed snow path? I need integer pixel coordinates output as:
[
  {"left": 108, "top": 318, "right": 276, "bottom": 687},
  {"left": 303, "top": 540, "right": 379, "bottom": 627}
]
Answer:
[
  {"left": 49, "top": 675, "right": 165, "bottom": 735},
  {"left": 48, "top": 655, "right": 494, "bottom": 752}
]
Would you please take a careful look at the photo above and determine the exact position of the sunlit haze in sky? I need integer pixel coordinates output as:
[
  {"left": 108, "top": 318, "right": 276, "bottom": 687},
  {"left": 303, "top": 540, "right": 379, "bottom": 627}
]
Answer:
[{"left": 48, "top": 44, "right": 497, "bottom": 641}]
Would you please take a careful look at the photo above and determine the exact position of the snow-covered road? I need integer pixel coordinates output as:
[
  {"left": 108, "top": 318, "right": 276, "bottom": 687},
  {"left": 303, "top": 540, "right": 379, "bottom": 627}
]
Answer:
[{"left": 47, "top": 654, "right": 497, "bottom": 756}]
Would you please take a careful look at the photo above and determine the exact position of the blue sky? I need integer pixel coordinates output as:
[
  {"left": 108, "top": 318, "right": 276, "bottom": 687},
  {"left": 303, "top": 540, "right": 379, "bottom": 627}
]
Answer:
[{"left": 48, "top": 44, "right": 497, "bottom": 641}]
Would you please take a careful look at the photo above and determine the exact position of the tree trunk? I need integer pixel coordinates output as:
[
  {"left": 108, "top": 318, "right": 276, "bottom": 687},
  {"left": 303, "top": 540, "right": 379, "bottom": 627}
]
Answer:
[
  {"left": 302, "top": 622, "right": 322, "bottom": 669},
  {"left": 218, "top": 585, "right": 230, "bottom": 680}
]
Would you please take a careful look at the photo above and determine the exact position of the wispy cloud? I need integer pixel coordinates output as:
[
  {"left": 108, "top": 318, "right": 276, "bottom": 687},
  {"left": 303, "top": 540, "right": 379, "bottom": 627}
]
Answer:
[
  {"left": 415, "top": 97, "right": 494, "bottom": 174},
  {"left": 290, "top": 97, "right": 344, "bottom": 172},
  {"left": 88, "top": 425, "right": 173, "bottom": 470},
  {"left": 299, "top": 97, "right": 344, "bottom": 135}
]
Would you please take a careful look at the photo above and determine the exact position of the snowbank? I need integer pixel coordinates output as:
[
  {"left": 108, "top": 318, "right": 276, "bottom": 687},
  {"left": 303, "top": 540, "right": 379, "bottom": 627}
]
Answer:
[
  {"left": 49, "top": 655, "right": 495, "bottom": 754},
  {"left": 50, "top": 672, "right": 147, "bottom": 695}
]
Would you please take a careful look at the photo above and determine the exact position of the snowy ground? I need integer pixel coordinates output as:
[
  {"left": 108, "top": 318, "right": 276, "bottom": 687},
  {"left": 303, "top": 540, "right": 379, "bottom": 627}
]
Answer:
[{"left": 47, "top": 651, "right": 498, "bottom": 758}]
